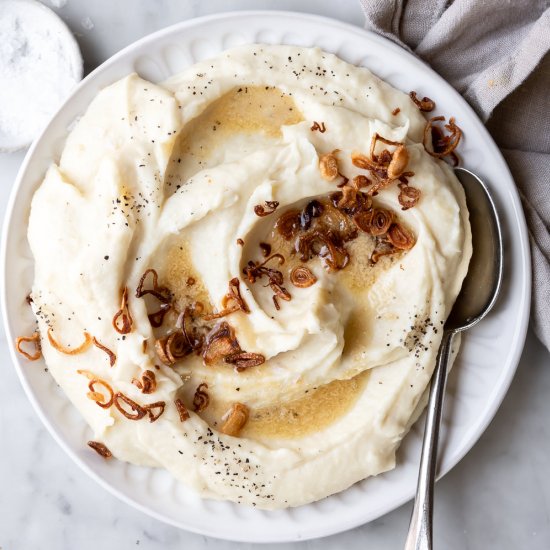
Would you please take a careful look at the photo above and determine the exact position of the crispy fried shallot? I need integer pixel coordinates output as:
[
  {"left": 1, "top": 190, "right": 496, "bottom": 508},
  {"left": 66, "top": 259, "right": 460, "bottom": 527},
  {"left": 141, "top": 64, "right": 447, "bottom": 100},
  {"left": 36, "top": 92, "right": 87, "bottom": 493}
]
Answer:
[
  {"left": 221, "top": 402, "right": 249, "bottom": 436},
  {"left": 113, "top": 287, "right": 133, "bottom": 334},
  {"left": 92, "top": 337, "right": 116, "bottom": 367},
  {"left": 319, "top": 150, "right": 339, "bottom": 180},
  {"left": 136, "top": 268, "right": 171, "bottom": 303},
  {"left": 387, "top": 145, "right": 409, "bottom": 180},
  {"left": 368, "top": 209, "right": 394, "bottom": 236},
  {"left": 175, "top": 398, "right": 190, "bottom": 422},
  {"left": 143, "top": 401, "right": 166, "bottom": 422},
  {"left": 224, "top": 351, "right": 265, "bottom": 372},
  {"left": 423, "top": 116, "right": 462, "bottom": 165},
  {"left": 202, "top": 322, "right": 240, "bottom": 366},
  {"left": 290, "top": 266, "right": 317, "bottom": 288},
  {"left": 204, "top": 277, "right": 250, "bottom": 320},
  {"left": 179, "top": 304, "right": 206, "bottom": 352},
  {"left": 254, "top": 200, "right": 280, "bottom": 217},
  {"left": 193, "top": 383, "right": 210, "bottom": 412},
  {"left": 409, "top": 91, "right": 436, "bottom": 112},
  {"left": 155, "top": 332, "right": 191, "bottom": 365},
  {"left": 132, "top": 369, "right": 157, "bottom": 394},
  {"left": 78, "top": 370, "right": 114, "bottom": 409},
  {"left": 275, "top": 209, "right": 302, "bottom": 239},
  {"left": 310, "top": 121, "right": 327, "bottom": 132},
  {"left": 386, "top": 223, "right": 416, "bottom": 250},
  {"left": 398, "top": 184, "right": 421, "bottom": 210},
  {"left": 114, "top": 392, "right": 146, "bottom": 420},
  {"left": 47, "top": 329, "right": 92, "bottom": 355},
  {"left": 87, "top": 441, "right": 112, "bottom": 458},
  {"left": 15, "top": 333, "right": 42, "bottom": 361}
]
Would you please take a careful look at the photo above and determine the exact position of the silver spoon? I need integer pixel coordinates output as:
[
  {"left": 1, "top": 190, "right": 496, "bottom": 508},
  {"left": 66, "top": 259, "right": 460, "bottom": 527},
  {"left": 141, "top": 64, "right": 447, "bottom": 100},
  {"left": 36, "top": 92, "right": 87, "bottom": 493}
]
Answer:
[{"left": 404, "top": 167, "right": 504, "bottom": 550}]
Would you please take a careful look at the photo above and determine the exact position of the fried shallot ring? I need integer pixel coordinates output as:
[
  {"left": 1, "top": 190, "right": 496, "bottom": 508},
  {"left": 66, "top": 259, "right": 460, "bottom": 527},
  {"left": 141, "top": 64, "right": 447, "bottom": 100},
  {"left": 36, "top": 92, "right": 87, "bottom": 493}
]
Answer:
[
  {"left": 386, "top": 223, "right": 416, "bottom": 250},
  {"left": 254, "top": 200, "right": 280, "bottom": 217},
  {"left": 175, "top": 398, "right": 190, "bottom": 422},
  {"left": 87, "top": 441, "right": 112, "bottom": 458},
  {"left": 369, "top": 209, "right": 394, "bottom": 236},
  {"left": 132, "top": 370, "right": 157, "bottom": 394},
  {"left": 224, "top": 352, "right": 266, "bottom": 372},
  {"left": 290, "top": 266, "right": 317, "bottom": 288},
  {"left": 47, "top": 329, "right": 92, "bottom": 355},
  {"left": 398, "top": 184, "right": 421, "bottom": 210},
  {"left": 77, "top": 371, "right": 115, "bottom": 409},
  {"left": 113, "top": 287, "right": 133, "bottom": 334},
  {"left": 423, "top": 116, "right": 462, "bottom": 162},
  {"left": 202, "top": 322, "right": 240, "bottom": 366},
  {"left": 319, "top": 150, "right": 339, "bottom": 181},
  {"left": 143, "top": 401, "right": 166, "bottom": 422},
  {"left": 155, "top": 332, "right": 190, "bottom": 365},
  {"left": 221, "top": 403, "right": 249, "bottom": 437},
  {"left": 409, "top": 91, "right": 436, "bottom": 112},
  {"left": 193, "top": 383, "right": 210, "bottom": 412},
  {"left": 135, "top": 268, "right": 171, "bottom": 302},
  {"left": 203, "top": 277, "right": 250, "bottom": 320},
  {"left": 92, "top": 337, "right": 116, "bottom": 367},
  {"left": 15, "top": 333, "right": 42, "bottom": 361},
  {"left": 113, "top": 392, "right": 146, "bottom": 420},
  {"left": 310, "top": 121, "right": 327, "bottom": 132}
]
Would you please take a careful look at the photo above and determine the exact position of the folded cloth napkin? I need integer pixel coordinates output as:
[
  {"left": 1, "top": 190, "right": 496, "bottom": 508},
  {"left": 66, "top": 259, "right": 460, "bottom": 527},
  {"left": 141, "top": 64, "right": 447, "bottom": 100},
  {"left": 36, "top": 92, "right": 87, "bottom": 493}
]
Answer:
[{"left": 360, "top": 0, "right": 550, "bottom": 350}]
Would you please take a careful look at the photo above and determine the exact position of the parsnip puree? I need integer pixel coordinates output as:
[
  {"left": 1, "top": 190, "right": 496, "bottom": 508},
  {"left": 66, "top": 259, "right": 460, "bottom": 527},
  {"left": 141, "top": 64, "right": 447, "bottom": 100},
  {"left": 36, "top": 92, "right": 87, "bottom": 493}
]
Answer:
[{"left": 25, "top": 45, "right": 471, "bottom": 508}]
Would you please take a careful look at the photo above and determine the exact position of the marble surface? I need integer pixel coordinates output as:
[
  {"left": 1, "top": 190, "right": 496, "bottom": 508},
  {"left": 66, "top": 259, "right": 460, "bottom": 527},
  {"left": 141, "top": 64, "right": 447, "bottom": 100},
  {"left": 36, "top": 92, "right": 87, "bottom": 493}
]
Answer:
[{"left": 1, "top": 1, "right": 549, "bottom": 548}]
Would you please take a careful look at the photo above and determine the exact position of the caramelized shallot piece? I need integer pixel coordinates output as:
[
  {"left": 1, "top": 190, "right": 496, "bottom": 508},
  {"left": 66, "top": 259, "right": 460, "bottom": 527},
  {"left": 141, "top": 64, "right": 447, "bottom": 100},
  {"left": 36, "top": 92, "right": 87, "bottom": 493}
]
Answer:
[
  {"left": 175, "top": 398, "right": 190, "bottom": 422},
  {"left": 275, "top": 209, "right": 301, "bottom": 239},
  {"left": 193, "top": 383, "right": 210, "bottom": 412},
  {"left": 409, "top": 91, "right": 436, "bottom": 112},
  {"left": 254, "top": 201, "right": 279, "bottom": 217},
  {"left": 386, "top": 145, "right": 409, "bottom": 180},
  {"left": 92, "top": 337, "right": 116, "bottom": 367},
  {"left": 202, "top": 322, "right": 240, "bottom": 366},
  {"left": 155, "top": 332, "right": 190, "bottom": 365},
  {"left": 392, "top": 107, "right": 401, "bottom": 115},
  {"left": 135, "top": 269, "right": 171, "bottom": 302},
  {"left": 113, "top": 287, "right": 133, "bottom": 334},
  {"left": 87, "top": 441, "right": 112, "bottom": 459},
  {"left": 132, "top": 370, "right": 157, "bottom": 394},
  {"left": 47, "top": 329, "right": 92, "bottom": 355},
  {"left": 352, "top": 175, "right": 370, "bottom": 189},
  {"left": 204, "top": 277, "right": 250, "bottom": 320},
  {"left": 368, "top": 209, "right": 394, "bottom": 236},
  {"left": 310, "top": 121, "right": 327, "bottom": 132},
  {"left": 221, "top": 403, "right": 249, "bottom": 436},
  {"left": 290, "top": 266, "right": 317, "bottom": 288},
  {"left": 15, "top": 333, "right": 42, "bottom": 361},
  {"left": 224, "top": 351, "right": 265, "bottom": 372},
  {"left": 114, "top": 392, "right": 146, "bottom": 420},
  {"left": 319, "top": 151, "right": 339, "bottom": 181},
  {"left": 78, "top": 370, "right": 114, "bottom": 409},
  {"left": 398, "top": 184, "right": 421, "bottom": 210},
  {"left": 143, "top": 401, "right": 166, "bottom": 422},
  {"left": 386, "top": 223, "right": 416, "bottom": 250},
  {"left": 423, "top": 116, "right": 462, "bottom": 164}
]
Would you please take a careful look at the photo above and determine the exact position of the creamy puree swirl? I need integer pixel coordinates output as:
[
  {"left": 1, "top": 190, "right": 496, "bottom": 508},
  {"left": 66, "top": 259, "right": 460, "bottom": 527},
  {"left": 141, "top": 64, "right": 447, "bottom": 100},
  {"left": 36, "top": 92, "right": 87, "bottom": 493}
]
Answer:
[{"left": 27, "top": 45, "right": 471, "bottom": 508}]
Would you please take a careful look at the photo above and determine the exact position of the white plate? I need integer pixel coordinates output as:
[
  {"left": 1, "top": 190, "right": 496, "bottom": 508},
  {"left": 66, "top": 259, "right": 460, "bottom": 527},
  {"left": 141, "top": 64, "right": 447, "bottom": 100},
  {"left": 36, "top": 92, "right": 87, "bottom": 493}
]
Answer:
[{"left": 0, "top": 11, "right": 531, "bottom": 543}]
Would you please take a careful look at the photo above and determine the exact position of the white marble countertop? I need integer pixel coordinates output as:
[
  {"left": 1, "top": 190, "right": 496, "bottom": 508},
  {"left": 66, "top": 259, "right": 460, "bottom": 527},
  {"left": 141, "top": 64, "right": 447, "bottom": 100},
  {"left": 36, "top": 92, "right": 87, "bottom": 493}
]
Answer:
[{"left": 1, "top": 1, "right": 549, "bottom": 548}]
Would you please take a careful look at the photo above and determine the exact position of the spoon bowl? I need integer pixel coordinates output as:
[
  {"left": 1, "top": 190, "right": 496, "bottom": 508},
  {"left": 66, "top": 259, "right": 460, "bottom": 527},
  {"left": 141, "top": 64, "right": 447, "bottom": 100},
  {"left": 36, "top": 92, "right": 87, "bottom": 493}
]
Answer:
[
  {"left": 405, "top": 167, "right": 504, "bottom": 550},
  {"left": 446, "top": 167, "right": 503, "bottom": 332}
]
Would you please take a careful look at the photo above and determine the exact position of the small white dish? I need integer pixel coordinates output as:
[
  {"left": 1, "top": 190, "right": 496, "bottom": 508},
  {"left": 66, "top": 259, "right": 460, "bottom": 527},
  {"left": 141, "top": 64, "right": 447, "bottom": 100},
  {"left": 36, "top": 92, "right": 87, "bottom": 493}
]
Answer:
[
  {"left": 0, "top": 0, "right": 83, "bottom": 152},
  {"left": 0, "top": 11, "right": 530, "bottom": 543}
]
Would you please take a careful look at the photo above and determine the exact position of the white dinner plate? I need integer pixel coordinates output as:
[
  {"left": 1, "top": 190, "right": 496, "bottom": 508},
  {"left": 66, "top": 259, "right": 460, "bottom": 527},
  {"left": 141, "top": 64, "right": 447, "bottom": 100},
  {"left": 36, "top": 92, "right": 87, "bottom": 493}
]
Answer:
[{"left": 0, "top": 11, "right": 531, "bottom": 543}]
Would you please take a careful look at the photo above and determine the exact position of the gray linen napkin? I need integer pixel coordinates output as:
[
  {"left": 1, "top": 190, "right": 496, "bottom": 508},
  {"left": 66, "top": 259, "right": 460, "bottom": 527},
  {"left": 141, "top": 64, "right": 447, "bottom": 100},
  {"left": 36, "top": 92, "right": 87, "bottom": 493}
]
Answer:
[{"left": 360, "top": 0, "right": 550, "bottom": 350}]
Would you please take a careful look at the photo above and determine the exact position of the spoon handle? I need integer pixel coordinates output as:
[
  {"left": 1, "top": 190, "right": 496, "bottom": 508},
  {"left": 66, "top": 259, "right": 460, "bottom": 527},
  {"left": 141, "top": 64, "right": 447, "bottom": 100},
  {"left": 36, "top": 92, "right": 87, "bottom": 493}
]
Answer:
[{"left": 404, "top": 329, "right": 454, "bottom": 550}]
